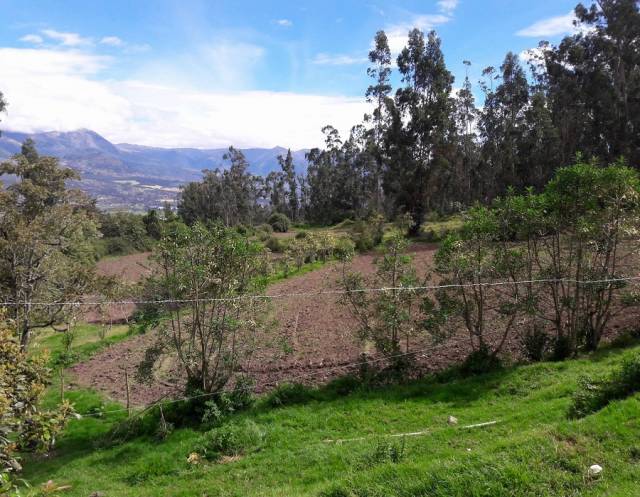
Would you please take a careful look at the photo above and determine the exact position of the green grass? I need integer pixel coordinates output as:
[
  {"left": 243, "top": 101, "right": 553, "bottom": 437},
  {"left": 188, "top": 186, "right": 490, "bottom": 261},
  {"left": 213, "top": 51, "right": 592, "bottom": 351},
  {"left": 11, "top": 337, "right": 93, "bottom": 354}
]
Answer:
[
  {"left": 418, "top": 215, "right": 464, "bottom": 242},
  {"left": 30, "top": 322, "right": 131, "bottom": 366},
  {"left": 20, "top": 342, "right": 640, "bottom": 497}
]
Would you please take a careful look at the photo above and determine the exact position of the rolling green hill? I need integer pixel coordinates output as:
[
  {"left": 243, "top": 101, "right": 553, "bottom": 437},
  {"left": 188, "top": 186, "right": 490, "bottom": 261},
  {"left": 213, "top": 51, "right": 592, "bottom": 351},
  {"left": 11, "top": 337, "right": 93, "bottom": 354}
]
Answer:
[{"left": 22, "top": 340, "right": 640, "bottom": 497}]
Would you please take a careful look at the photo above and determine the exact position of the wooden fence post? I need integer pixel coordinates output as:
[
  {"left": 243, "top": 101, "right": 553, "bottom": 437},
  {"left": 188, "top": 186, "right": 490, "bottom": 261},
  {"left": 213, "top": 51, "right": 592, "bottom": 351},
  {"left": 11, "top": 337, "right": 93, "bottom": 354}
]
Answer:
[{"left": 124, "top": 368, "right": 131, "bottom": 418}]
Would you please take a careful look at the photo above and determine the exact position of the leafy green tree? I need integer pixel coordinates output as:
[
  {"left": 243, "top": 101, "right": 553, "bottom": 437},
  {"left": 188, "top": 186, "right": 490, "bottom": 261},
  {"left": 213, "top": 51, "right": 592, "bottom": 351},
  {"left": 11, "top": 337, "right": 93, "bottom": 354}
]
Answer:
[
  {"left": 429, "top": 207, "right": 523, "bottom": 359},
  {"left": 341, "top": 231, "right": 426, "bottom": 369},
  {"left": 138, "top": 222, "right": 269, "bottom": 394},
  {"left": 0, "top": 144, "right": 99, "bottom": 348},
  {"left": 532, "top": 159, "right": 640, "bottom": 352},
  {"left": 0, "top": 318, "right": 74, "bottom": 477},
  {"left": 142, "top": 209, "right": 163, "bottom": 240},
  {"left": 99, "top": 212, "right": 152, "bottom": 254}
]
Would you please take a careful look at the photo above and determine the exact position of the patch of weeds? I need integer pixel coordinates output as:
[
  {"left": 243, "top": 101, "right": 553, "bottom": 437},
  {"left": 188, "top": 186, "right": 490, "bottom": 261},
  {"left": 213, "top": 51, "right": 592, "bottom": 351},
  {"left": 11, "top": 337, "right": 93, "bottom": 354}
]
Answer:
[
  {"left": 263, "top": 383, "right": 316, "bottom": 408},
  {"left": 124, "top": 452, "right": 181, "bottom": 484},
  {"left": 357, "top": 437, "right": 406, "bottom": 469},
  {"left": 568, "top": 351, "right": 640, "bottom": 418},
  {"left": 194, "top": 419, "right": 266, "bottom": 461},
  {"left": 460, "top": 346, "right": 503, "bottom": 376}
]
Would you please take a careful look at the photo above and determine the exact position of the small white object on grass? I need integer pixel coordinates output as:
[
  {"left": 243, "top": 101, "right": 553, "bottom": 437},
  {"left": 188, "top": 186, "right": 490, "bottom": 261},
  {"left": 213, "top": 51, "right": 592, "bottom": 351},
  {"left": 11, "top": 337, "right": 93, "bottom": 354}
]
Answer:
[
  {"left": 588, "top": 464, "right": 603, "bottom": 477},
  {"left": 447, "top": 415, "right": 458, "bottom": 425}
]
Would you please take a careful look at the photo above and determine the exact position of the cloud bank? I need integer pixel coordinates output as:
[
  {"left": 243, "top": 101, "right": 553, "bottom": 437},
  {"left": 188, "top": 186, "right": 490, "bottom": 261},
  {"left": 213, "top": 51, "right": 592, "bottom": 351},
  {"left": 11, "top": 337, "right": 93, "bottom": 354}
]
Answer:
[{"left": 0, "top": 46, "right": 370, "bottom": 149}]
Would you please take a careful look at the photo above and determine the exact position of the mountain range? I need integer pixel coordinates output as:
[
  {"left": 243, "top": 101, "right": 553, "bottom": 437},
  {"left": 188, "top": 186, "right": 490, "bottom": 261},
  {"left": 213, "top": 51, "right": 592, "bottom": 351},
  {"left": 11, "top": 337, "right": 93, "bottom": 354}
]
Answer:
[{"left": 0, "top": 129, "right": 308, "bottom": 211}]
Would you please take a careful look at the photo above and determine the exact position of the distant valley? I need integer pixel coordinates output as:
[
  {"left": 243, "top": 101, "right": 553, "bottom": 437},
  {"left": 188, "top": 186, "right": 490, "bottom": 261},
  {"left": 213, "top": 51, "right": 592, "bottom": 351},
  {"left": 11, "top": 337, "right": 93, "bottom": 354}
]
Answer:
[{"left": 0, "top": 129, "right": 308, "bottom": 211}]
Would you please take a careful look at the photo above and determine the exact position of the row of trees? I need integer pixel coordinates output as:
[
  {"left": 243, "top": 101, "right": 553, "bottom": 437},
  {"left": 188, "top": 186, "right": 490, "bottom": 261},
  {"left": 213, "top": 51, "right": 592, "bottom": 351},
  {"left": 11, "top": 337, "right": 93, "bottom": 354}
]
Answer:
[
  {"left": 343, "top": 159, "right": 640, "bottom": 369},
  {"left": 177, "top": 1, "right": 640, "bottom": 237}
]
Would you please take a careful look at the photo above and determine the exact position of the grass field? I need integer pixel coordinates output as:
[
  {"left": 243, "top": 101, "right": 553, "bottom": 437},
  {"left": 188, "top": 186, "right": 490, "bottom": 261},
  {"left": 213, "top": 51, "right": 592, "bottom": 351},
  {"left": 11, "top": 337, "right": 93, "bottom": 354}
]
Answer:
[{"left": 22, "top": 339, "right": 640, "bottom": 497}]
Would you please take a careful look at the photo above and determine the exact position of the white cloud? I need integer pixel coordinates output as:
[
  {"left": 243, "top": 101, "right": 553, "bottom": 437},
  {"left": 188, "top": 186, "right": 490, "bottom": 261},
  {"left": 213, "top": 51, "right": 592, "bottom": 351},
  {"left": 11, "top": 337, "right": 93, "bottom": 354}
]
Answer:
[
  {"left": 517, "top": 12, "right": 575, "bottom": 37},
  {"left": 100, "top": 36, "right": 124, "bottom": 47},
  {"left": 437, "top": 0, "right": 458, "bottom": 15},
  {"left": 385, "top": 14, "right": 451, "bottom": 54},
  {"left": 20, "top": 34, "right": 43, "bottom": 44},
  {"left": 519, "top": 46, "right": 550, "bottom": 70},
  {"left": 0, "top": 47, "right": 370, "bottom": 149},
  {"left": 41, "top": 29, "right": 92, "bottom": 47},
  {"left": 312, "top": 53, "right": 368, "bottom": 65},
  {"left": 275, "top": 19, "right": 292, "bottom": 27}
]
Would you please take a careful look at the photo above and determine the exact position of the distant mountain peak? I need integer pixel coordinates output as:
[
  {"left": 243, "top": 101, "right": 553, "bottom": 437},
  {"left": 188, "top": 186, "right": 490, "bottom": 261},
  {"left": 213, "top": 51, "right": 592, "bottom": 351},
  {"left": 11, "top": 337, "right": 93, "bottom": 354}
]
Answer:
[{"left": 0, "top": 128, "right": 309, "bottom": 211}]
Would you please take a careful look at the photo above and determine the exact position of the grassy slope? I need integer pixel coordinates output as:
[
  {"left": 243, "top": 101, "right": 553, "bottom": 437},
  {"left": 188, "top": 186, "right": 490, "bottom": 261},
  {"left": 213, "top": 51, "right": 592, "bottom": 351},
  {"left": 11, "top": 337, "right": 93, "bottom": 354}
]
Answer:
[
  {"left": 22, "top": 343, "right": 640, "bottom": 497},
  {"left": 30, "top": 323, "right": 131, "bottom": 366}
]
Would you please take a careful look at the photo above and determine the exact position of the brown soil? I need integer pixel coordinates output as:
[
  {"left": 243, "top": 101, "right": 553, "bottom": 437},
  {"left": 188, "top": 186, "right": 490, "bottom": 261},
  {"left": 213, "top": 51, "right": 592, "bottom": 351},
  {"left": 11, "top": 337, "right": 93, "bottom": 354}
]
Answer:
[
  {"left": 82, "top": 252, "right": 153, "bottom": 324},
  {"left": 70, "top": 244, "right": 640, "bottom": 406},
  {"left": 96, "top": 252, "right": 153, "bottom": 283}
]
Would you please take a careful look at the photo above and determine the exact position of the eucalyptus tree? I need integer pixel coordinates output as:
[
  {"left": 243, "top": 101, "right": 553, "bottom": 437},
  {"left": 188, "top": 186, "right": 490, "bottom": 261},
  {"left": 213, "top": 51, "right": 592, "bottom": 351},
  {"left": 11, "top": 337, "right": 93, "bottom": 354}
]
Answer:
[
  {"left": 365, "top": 30, "right": 393, "bottom": 213},
  {"left": 278, "top": 149, "right": 299, "bottom": 221},
  {"left": 478, "top": 52, "right": 530, "bottom": 195},
  {"left": 178, "top": 147, "right": 263, "bottom": 227},
  {"left": 539, "top": 0, "right": 640, "bottom": 166},
  {"left": 0, "top": 91, "right": 6, "bottom": 133},
  {"left": 385, "top": 29, "right": 456, "bottom": 234}
]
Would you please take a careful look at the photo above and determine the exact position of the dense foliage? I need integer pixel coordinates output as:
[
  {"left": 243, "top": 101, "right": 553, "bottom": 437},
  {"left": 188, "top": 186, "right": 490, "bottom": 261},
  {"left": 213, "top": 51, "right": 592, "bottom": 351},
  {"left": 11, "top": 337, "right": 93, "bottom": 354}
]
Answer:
[
  {"left": 138, "top": 222, "right": 269, "bottom": 394},
  {"left": 0, "top": 142, "right": 99, "bottom": 348},
  {"left": 0, "top": 319, "right": 73, "bottom": 477},
  {"left": 342, "top": 160, "right": 640, "bottom": 370},
  {"left": 175, "top": 1, "right": 639, "bottom": 237}
]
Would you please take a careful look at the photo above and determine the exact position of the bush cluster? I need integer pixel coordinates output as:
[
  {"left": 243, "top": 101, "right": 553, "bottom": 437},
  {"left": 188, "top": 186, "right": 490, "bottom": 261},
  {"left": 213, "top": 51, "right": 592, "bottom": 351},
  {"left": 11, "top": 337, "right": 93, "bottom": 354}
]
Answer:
[
  {"left": 283, "top": 232, "right": 354, "bottom": 273},
  {"left": 268, "top": 212, "right": 291, "bottom": 233},
  {"left": 194, "top": 419, "right": 265, "bottom": 461},
  {"left": 569, "top": 352, "right": 640, "bottom": 418},
  {"left": 349, "top": 215, "right": 385, "bottom": 251}
]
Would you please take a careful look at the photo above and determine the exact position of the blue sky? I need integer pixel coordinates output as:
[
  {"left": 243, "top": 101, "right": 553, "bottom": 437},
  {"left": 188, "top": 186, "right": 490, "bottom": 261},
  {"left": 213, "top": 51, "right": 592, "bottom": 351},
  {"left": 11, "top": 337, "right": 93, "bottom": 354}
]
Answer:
[{"left": 0, "top": 0, "right": 582, "bottom": 149}]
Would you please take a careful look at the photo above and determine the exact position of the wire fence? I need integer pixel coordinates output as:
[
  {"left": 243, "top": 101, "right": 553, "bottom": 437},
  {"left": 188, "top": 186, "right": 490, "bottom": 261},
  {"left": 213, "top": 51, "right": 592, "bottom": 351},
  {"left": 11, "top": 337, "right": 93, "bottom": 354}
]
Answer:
[
  {"left": 3, "top": 275, "right": 640, "bottom": 307},
  {"left": 74, "top": 325, "right": 516, "bottom": 419},
  {"left": 12, "top": 274, "right": 640, "bottom": 423}
]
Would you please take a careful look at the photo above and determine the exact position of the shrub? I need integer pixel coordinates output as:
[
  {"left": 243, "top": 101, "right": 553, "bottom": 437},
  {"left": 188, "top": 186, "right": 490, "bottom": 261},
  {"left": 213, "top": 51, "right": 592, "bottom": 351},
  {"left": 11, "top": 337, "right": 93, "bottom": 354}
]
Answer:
[
  {"left": 265, "top": 236, "right": 285, "bottom": 253},
  {"left": 551, "top": 335, "right": 573, "bottom": 361},
  {"left": 201, "top": 376, "right": 255, "bottom": 426},
  {"left": 350, "top": 215, "right": 385, "bottom": 252},
  {"left": 460, "top": 346, "right": 503, "bottom": 376},
  {"left": 268, "top": 213, "right": 291, "bottom": 233},
  {"left": 0, "top": 321, "right": 75, "bottom": 475},
  {"left": 264, "top": 383, "right": 315, "bottom": 407},
  {"left": 521, "top": 326, "right": 549, "bottom": 362},
  {"left": 325, "top": 375, "right": 362, "bottom": 396},
  {"left": 195, "top": 420, "right": 265, "bottom": 461},
  {"left": 295, "top": 230, "right": 309, "bottom": 239},
  {"left": 569, "top": 352, "right": 640, "bottom": 418}
]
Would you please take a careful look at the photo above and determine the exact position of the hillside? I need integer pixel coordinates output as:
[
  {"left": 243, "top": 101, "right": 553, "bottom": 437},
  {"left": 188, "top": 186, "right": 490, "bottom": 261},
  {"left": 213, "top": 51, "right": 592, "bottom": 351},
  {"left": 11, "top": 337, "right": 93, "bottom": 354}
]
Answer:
[
  {"left": 26, "top": 337, "right": 640, "bottom": 497},
  {"left": 0, "top": 129, "right": 308, "bottom": 211}
]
